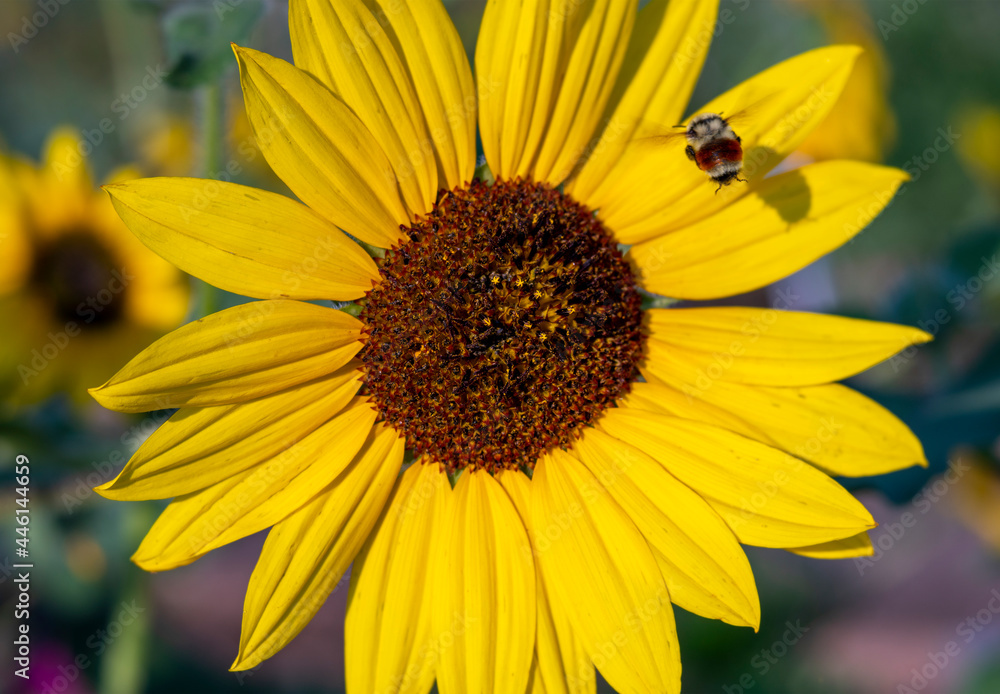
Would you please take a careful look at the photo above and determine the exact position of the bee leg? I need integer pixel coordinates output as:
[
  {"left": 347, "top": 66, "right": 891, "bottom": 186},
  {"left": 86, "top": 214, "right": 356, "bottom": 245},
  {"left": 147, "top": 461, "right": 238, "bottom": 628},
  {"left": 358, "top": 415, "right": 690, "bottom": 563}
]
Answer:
[
  {"left": 685, "top": 145, "right": 696, "bottom": 161},
  {"left": 715, "top": 181, "right": 723, "bottom": 194}
]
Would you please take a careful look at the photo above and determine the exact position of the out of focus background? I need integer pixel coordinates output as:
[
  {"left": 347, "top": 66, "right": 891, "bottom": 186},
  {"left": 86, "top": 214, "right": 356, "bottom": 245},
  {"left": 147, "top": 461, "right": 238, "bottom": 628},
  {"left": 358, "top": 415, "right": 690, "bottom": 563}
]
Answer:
[{"left": 1, "top": 0, "right": 998, "bottom": 692}]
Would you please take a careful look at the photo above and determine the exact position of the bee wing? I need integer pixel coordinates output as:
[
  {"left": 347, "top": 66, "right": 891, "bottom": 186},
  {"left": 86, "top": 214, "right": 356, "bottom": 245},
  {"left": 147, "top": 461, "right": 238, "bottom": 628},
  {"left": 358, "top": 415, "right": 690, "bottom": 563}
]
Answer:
[
  {"left": 707, "top": 94, "right": 778, "bottom": 129},
  {"left": 634, "top": 127, "right": 689, "bottom": 147}
]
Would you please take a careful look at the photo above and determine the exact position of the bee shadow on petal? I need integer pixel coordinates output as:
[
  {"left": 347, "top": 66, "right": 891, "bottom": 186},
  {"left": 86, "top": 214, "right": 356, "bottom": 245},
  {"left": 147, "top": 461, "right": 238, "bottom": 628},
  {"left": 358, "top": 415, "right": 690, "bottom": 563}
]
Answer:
[{"left": 744, "top": 151, "right": 813, "bottom": 227}]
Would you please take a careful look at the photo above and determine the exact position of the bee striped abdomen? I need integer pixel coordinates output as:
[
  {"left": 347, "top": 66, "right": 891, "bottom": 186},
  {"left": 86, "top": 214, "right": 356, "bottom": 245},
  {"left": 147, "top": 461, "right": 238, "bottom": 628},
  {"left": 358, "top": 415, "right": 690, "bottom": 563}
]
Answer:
[{"left": 694, "top": 139, "right": 743, "bottom": 173}]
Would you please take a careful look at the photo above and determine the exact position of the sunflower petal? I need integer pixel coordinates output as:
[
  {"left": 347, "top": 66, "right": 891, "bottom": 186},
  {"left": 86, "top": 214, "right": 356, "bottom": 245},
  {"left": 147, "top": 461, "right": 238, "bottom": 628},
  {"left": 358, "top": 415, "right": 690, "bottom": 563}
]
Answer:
[
  {"left": 568, "top": 0, "right": 719, "bottom": 205},
  {"left": 642, "top": 307, "right": 931, "bottom": 386},
  {"left": 97, "top": 366, "right": 362, "bottom": 501},
  {"left": 786, "top": 532, "right": 874, "bottom": 559},
  {"left": 371, "top": 0, "right": 477, "bottom": 189},
  {"left": 345, "top": 462, "right": 447, "bottom": 694},
  {"left": 90, "top": 301, "right": 362, "bottom": 413},
  {"left": 625, "top": 380, "right": 927, "bottom": 477},
  {"left": 104, "top": 178, "right": 378, "bottom": 301},
  {"left": 499, "top": 470, "right": 596, "bottom": 694},
  {"left": 475, "top": 0, "right": 554, "bottom": 178},
  {"left": 598, "top": 409, "right": 875, "bottom": 547},
  {"left": 434, "top": 469, "right": 535, "bottom": 694},
  {"left": 573, "top": 428, "right": 760, "bottom": 629},
  {"left": 234, "top": 45, "right": 408, "bottom": 247},
  {"left": 131, "top": 400, "right": 377, "bottom": 571},
  {"left": 232, "top": 424, "right": 403, "bottom": 670},
  {"left": 532, "top": 0, "right": 637, "bottom": 185},
  {"left": 602, "top": 45, "right": 862, "bottom": 242},
  {"left": 289, "top": 0, "right": 438, "bottom": 214},
  {"left": 532, "top": 449, "right": 680, "bottom": 694},
  {"left": 629, "top": 161, "right": 909, "bottom": 296},
  {"left": 478, "top": 0, "right": 638, "bottom": 185}
]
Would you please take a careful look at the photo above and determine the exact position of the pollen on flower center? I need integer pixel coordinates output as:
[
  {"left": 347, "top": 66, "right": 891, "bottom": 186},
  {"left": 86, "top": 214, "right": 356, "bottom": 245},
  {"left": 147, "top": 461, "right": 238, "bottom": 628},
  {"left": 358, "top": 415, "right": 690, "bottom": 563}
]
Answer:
[{"left": 359, "top": 178, "right": 644, "bottom": 474}]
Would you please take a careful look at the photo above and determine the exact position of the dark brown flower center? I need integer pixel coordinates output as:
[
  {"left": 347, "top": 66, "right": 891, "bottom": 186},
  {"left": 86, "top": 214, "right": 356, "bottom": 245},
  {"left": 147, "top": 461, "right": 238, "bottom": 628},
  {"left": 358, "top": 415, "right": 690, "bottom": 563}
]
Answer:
[
  {"left": 360, "top": 179, "right": 643, "bottom": 473},
  {"left": 31, "top": 232, "right": 125, "bottom": 327}
]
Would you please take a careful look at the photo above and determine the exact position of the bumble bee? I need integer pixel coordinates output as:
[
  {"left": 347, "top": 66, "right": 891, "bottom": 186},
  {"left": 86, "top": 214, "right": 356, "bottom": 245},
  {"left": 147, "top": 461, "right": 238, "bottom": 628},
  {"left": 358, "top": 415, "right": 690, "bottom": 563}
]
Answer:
[
  {"left": 643, "top": 110, "right": 752, "bottom": 192},
  {"left": 682, "top": 112, "right": 746, "bottom": 191}
]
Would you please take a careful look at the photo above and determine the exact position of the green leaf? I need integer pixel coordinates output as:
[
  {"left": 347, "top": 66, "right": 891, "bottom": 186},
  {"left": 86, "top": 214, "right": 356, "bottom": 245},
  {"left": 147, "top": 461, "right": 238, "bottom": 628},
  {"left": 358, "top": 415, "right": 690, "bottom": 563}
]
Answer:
[{"left": 162, "top": 0, "right": 265, "bottom": 89}]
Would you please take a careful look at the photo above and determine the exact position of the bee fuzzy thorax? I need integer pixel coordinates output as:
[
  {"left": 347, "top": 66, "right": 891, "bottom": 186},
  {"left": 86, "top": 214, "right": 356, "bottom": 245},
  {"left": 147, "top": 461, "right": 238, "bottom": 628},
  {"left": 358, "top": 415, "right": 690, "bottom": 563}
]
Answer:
[{"left": 684, "top": 112, "right": 737, "bottom": 149}]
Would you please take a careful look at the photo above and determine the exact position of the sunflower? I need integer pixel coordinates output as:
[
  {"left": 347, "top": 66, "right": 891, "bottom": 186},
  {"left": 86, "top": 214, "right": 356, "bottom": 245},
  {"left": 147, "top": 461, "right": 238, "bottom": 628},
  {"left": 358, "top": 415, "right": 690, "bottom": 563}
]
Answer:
[
  {"left": 91, "top": 0, "right": 930, "bottom": 691},
  {"left": 0, "top": 128, "right": 189, "bottom": 406}
]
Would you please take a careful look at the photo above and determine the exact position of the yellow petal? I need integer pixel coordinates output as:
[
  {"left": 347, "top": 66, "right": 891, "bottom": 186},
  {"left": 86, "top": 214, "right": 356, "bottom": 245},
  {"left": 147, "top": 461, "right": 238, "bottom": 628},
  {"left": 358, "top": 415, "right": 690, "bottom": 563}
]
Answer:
[
  {"left": 643, "top": 307, "right": 931, "bottom": 386},
  {"left": 786, "top": 532, "right": 874, "bottom": 559},
  {"left": 234, "top": 45, "right": 408, "bottom": 248},
  {"left": 131, "top": 400, "right": 377, "bottom": 571},
  {"left": 796, "top": 5, "right": 896, "bottom": 163},
  {"left": 628, "top": 161, "right": 909, "bottom": 297},
  {"left": 0, "top": 161, "right": 32, "bottom": 295},
  {"left": 625, "top": 380, "right": 927, "bottom": 477},
  {"left": 573, "top": 428, "right": 760, "bottom": 629},
  {"left": 434, "top": 469, "right": 535, "bottom": 694},
  {"left": 43, "top": 127, "right": 93, "bottom": 209},
  {"left": 478, "top": 0, "right": 638, "bottom": 185},
  {"left": 533, "top": 0, "right": 637, "bottom": 185},
  {"left": 104, "top": 178, "right": 378, "bottom": 301},
  {"left": 598, "top": 408, "right": 875, "bottom": 547},
  {"left": 97, "top": 365, "right": 362, "bottom": 501},
  {"left": 345, "top": 462, "right": 448, "bottom": 694},
  {"left": 568, "top": 0, "right": 719, "bottom": 205},
  {"left": 527, "top": 658, "right": 545, "bottom": 694},
  {"left": 601, "top": 45, "right": 862, "bottom": 243},
  {"left": 232, "top": 423, "right": 403, "bottom": 670},
  {"left": 370, "top": 0, "right": 477, "bottom": 189},
  {"left": 498, "top": 470, "right": 596, "bottom": 694},
  {"left": 90, "top": 300, "right": 362, "bottom": 413},
  {"left": 289, "top": 0, "right": 438, "bottom": 214},
  {"left": 532, "top": 449, "right": 680, "bottom": 694}
]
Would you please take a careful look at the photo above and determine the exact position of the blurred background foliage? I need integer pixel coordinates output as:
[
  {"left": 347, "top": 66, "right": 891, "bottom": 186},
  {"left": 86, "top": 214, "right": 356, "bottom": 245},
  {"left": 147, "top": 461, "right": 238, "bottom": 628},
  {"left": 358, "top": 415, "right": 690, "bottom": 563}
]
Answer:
[{"left": 0, "top": 1, "right": 998, "bottom": 693}]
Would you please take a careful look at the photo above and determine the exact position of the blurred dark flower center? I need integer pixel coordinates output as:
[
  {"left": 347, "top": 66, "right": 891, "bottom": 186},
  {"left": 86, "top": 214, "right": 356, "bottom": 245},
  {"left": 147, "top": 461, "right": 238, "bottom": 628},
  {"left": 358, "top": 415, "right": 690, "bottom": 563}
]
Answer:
[{"left": 31, "top": 232, "right": 125, "bottom": 327}]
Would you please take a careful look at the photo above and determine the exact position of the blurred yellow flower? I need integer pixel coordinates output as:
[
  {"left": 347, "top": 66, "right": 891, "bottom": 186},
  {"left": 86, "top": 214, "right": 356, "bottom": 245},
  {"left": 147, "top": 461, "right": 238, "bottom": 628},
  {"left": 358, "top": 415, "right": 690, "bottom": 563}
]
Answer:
[
  {"left": 90, "top": 1, "right": 931, "bottom": 692},
  {"left": 0, "top": 128, "right": 189, "bottom": 405},
  {"left": 137, "top": 113, "right": 198, "bottom": 177},
  {"left": 793, "top": 0, "right": 897, "bottom": 163},
  {"left": 956, "top": 104, "right": 1000, "bottom": 195}
]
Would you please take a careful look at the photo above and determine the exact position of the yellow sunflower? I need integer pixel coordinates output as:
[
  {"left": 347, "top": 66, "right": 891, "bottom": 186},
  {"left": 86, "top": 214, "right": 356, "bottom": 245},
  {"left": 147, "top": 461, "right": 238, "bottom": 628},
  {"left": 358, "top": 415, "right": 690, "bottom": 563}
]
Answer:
[
  {"left": 0, "top": 128, "right": 189, "bottom": 406},
  {"left": 91, "top": 0, "right": 930, "bottom": 691}
]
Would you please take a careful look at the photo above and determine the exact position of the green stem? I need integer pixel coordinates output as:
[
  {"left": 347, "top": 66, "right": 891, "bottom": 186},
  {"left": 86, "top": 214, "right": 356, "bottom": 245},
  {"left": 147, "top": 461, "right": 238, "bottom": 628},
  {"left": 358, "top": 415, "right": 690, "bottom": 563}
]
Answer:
[{"left": 201, "top": 82, "right": 225, "bottom": 178}]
